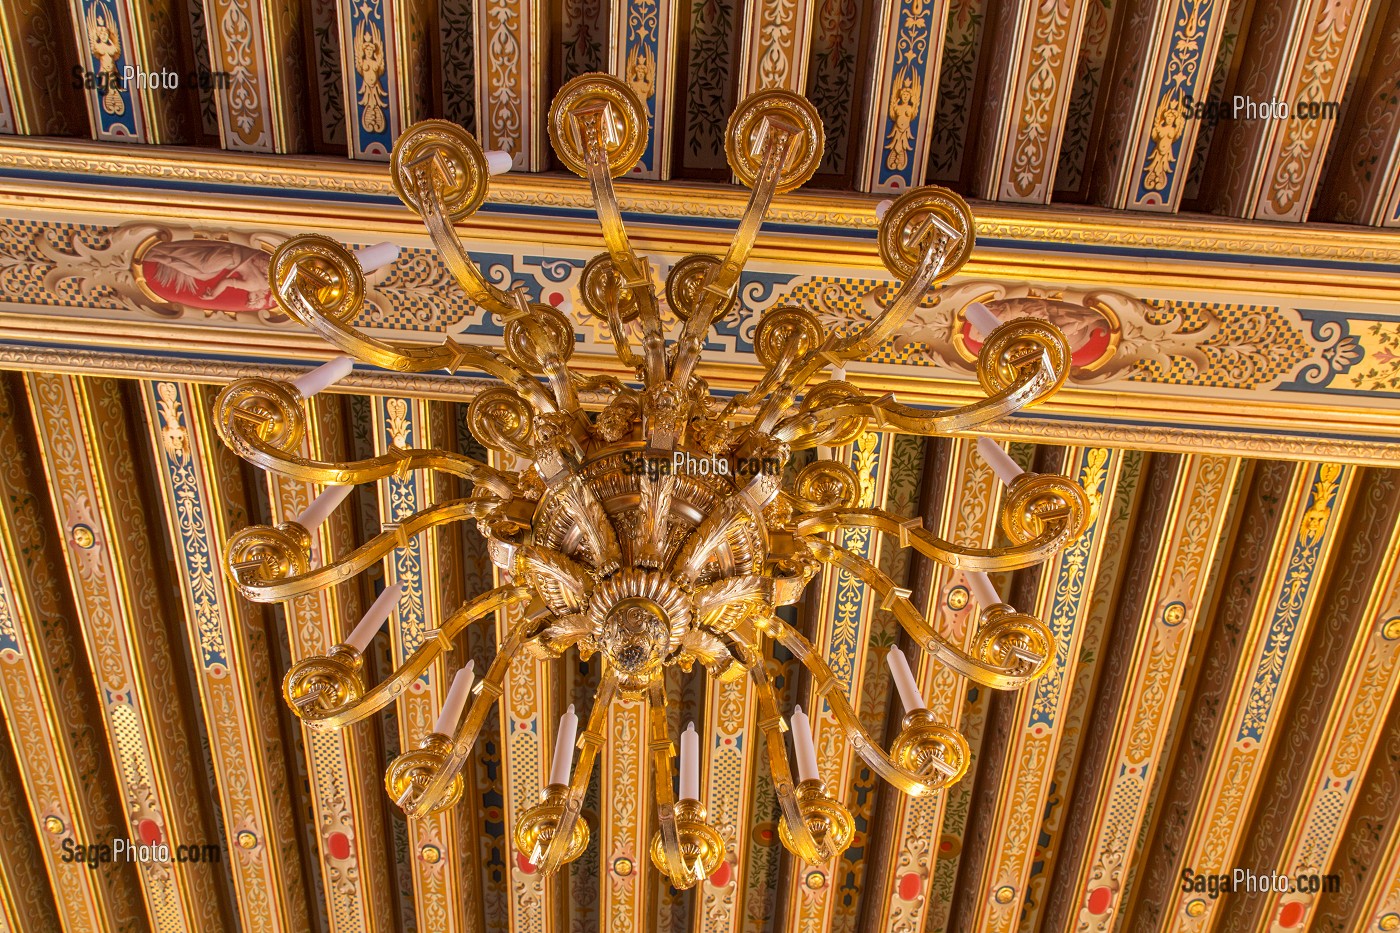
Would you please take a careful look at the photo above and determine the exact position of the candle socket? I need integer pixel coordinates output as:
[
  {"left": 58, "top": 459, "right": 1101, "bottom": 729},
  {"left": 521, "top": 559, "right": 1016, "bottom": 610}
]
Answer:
[
  {"left": 650, "top": 798, "right": 724, "bottom": 889},
  {"left": 891, "top": 709, "right": 969, "bottom": 787},
  {"left": 514, "top": 783, "right": 589, "bottom": 873},
  {"left": 283, "top": 644, "right": 366, "bottom": 721},
  {"left": 385, "top": 732, "right": 463, "bottom": 816},
  {"left": 777, "top": 779, "right": 854, "bottom": 863}
]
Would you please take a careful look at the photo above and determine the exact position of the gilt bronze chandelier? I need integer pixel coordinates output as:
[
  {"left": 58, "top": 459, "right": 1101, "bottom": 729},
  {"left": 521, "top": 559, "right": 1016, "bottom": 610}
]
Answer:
[{"left": 213, "top": 73, "right": 1090, "bottom": 888}]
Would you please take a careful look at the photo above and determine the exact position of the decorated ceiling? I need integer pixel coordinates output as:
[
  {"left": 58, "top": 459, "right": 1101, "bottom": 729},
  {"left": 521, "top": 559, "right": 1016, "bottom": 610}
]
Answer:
[{"left": 0, "top": 1, "right": 1398, "bottom": 933}]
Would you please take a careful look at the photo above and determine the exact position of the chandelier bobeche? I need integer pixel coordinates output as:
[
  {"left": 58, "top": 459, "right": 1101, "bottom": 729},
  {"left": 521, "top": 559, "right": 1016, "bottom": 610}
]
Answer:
[{"left": 214, "top": 73, "right": 1090, "bottom": 886}]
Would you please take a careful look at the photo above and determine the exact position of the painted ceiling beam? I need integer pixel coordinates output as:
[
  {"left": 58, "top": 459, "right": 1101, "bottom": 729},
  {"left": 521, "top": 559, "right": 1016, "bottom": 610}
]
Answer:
[
  {"left": 369, "top": 395, "right": 482, "bottom": 931},
  {"left": 598, "top": 693, "right": 653, "bottom": 928},
  {"left": 335, "top": 0, "right": 433, "bottom": 159},
  {"left": 1313, "top": 0, "right": 1400, "bottom": 226},
  {"left": 0, "top": 655, "right": 62, "bottom": 932},
  {"left": 1216, "top": 470, "right": 1400, "bottom": 933},
  {"left": 608, "top": 0, "right": 677, "bottom": 179},
  {"left": 863, "top": 437, "right": 1003, "bottom": 931},
  {"left": 0, "top": 0, "right": 85, "bottom": 135},
  {"left": 1354, "top": 773, "right": 1400, "bottom": 933},
  {"left": 1086, "top": 0, "right": 1235, "bottom": 211},
  {"left": 61, "top": 0, "right": 189, "bottom": 143},
  {"left": 0, "top": 374, "right": 146, "bottom": 931},
  {"left": 140, "top": 379, "right": 312, "bottom": 931},
  {"left": 259, "top": 394, "right": 400, "bottom": 932},
  {"left": 737, "top": 0, "right": 816, "bottom": 96},
  {"left": 970, "top": 0, "right": 1092, "bottom": 203},
  {"left": 25, "top": 373, "right": 232, "bottom": 931},
  {"left": 1201, "top": 0, "right": 1376, "bottom": 221},
  {"left": 776, "top": 431, "right": 893, "bottom": 933},
  {"left": 473, "top": 0, "right": 548, "bottom": 171},
  {"left": 197, "top": 0, "right": 308, "bottom": 152},
  {"left": 1121, "top": 460, "right": 1355, "bottom": 933},
  {"left": 949, "top": 446, "right": 1123, "bottom": 933},
  {"left": 855, "top": 0, "right": 952, "bottom": 193},
  {"left": 1042, "top": 453, "right": 1240, "bottom": 933}
]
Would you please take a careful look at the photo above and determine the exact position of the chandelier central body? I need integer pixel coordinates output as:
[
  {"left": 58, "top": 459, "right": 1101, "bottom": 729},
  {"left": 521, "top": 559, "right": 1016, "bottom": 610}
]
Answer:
[{"left": 212, "top": 72, "right": 1091, "bottom": 888}]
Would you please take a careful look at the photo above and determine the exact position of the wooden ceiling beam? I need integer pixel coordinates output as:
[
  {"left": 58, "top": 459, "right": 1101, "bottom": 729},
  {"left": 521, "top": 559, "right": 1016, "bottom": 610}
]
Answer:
[
  {"left": 1041, "top": 453, "right": 1241, "bottom": 933},
  {"left": 597, "top": 689, "right": 653, "bottom": 926},
  {"left": 0, "top": 0, "right": 85, "bottom": 135},
  {"left": 25, "top": 373, "right": 233, "bottom": 931},
  {"left": 947, "top": 446, "right": 1125, "bottom": 933},
  {"left": 197, "top": 0, "right": 309, "bottom": 152},
  {"left": 1086, "top": 0, "right": 1236, "bottom": 211},
  {"left": 334, "top": 0, "right": 433, "bottom": 159},
  {"left": 473, "top": 0, "right": 549, "bottom": 170},
  {"left": 259, "top": 393, "right": 399, "bottom": 932},
  {"left": 1200, "top": 0, "right": 1376, "bottom": 221},
  {"left": 138, "top": 379, "right": 312, "bottom": 931},
  {"left": 608, "top": 0, "right": 678, "bottom": 179},
  {"left": 736, "top": 0, "right": 816, "bottom": 97},
  {"left": 1121, "top": 460, "right": 1355, "bottom": 933},
  {"left": 969, "top": 0, "right": 1092, "bottom": 203},
  {"left": 0, "top": 721, "right": 61, "bottom": 932}
]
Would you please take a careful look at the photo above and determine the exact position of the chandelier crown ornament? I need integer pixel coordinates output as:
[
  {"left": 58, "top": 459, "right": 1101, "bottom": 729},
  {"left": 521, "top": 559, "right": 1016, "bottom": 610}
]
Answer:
[{"left": 213, "top": 71, "right": 1091, "bottom": 889}]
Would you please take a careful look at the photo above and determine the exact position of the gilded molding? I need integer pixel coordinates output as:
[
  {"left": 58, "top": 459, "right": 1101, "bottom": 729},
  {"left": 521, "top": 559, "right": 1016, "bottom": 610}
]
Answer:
[
  {"left": 1089, "top": 0, "right": 1232, "bottom": 211},
  {"left": 967, "top": 447, "right": 1123, "bottom": 933},
  {"left": 24, "top": 373, "right": 228, "bottom": 931},
  {"left": 336, "top": 0, "right": 433, "bottom": 159},
  {"left": 856, "top": 0, "right": 951, "bottom": 193},
  {"left": 262, "top": 394, "right": 397, "bottom": 932},
  {"left": 63, "top": 0, "right": 189, "bottom": 143},
  {"left": 1046, "top": 455, "right": 1240, "bottom": 932},
  {"left": 200, "top": 0, "right": 308, "bottom": 152},
  {"left": 370, "top": 396, "right": 479, "bottom": 931},
  {"left": 1206, "top": 0, "right": 1375, "bottom": 221},
  {"left": 140, "top": 380, "right": 310, "bottom": 931},
  {"left": 972, "top": 0, "right": 1092, "bottom": 203},
  {"left": 473, "top": 0, "right": 548, "bottom": 170},
  {"left": 608, "top": 0, "right": 677, "bottom": 179}
]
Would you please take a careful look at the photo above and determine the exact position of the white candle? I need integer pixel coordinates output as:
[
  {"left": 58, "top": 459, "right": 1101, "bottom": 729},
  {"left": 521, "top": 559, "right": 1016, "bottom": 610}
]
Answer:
[
  {"left": 353, "top": 242, "right": 400, "bottom": 274},
  {"left": 679, "top": 721, "right": 700, "bottom": 801},
  {"left": 874, "top": 199, "right": 893, "bottom": 221},
  {"left": 485, "top": 150, "right": 513, "bottom": 175},
  {"left": 965, "top": 302, "right": 1002, "bottom": 341},
  {"left": 345, "top": 582, "right": 404, "bottom": 652},
  {"left": 977, "top": 436, "right": 1025, "bottom": 486},
  {"left": 790, "top": 704, "right": 820, "bottom": 782},
  {"left": 294, "top": 483, "right": 354, "bottom": 532},
  {"left": 831, "top": 366, "right": 847, "bottom": 382},
  {"left": 966, "top": 571, "right": 1002, "bottom": 611},
  {"left": 433, "top": 661, "right": 475, "bottom": 735},
  {"left": 291, "top": 355, "right": 353, "bottom": 398},
  {"left": 549, "top": 704, "right": 578, "bottom": 786},
  {"left": 885, "top": 646, "right": 925, "bottom": 713}
]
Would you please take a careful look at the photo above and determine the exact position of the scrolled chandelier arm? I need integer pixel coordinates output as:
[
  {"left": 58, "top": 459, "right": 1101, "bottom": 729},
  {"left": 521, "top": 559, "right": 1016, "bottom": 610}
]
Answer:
[{"left": 212, "top": 70, "right": 1094, "bottom": 889}]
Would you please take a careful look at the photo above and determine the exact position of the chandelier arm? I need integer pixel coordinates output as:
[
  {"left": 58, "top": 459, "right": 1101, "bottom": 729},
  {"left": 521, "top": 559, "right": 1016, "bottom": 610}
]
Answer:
[
  {"left": 671, "top": 127, "right": 797, "bottom": 388},
  {"left": 830, "top": 236, "right": 949, "bottom": 361},
  {"left": 505, "top": 289, "right": 582, "bottom": 414},
  {"left": 218, "top": 409, "right": 514, "bottom": 498},
  {"left": 533, "top": 668, "right": 620, "bottom": 874},
  {"left": 402, "top": 617, "right": 536, "bottom": 815},
  {"left": 746, "top": 650, "right": 835, "bottom": 862},
  {"left": 718, "top": 332, "right": 804, "bottom": 419},
  {"left": 768, "top": 621, "right": 957, "bottom": 795},
  {"left": 228, "top": 499, "right": 495, "bottom": 601},
  {"left": 410, "top": 163, "right": 516, "bottom": 315},
  {"left": 796, "top": 536, "right": 1049, "bottom": 689},
  {"left": 576, "top": 111, "right": 667, "bottom": 385},
  {"left": 647, "top": 679, "right": 696, "bottom": 885},
  {"left": 605, "top": 295, "right": 647, "bottom": 374},
  {"left": 289, "top": 585, "right": 533, "bottom": 728}
]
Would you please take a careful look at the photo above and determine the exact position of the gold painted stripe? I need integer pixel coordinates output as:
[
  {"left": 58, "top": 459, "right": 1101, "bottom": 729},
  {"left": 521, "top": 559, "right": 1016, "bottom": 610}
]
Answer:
[
  {"left": 261, "top": 393, "right": 397, "bottom": 933},
  {"left": 1205, "top": 0, "right": 1375, "bottom": 221},
  {"left": 0, "top": 0, "right": 84, "bottom": 134},
  {"left": 780, "top": 430, "right": 893, "bottom": 932},
  {"left": 473, "top": 0, "right": 548, "bottom": 170},
  {"left": 1147, "top": 463, "right": 1355, "bottom": 933},
  {"left": 141, "top": 380, "right": 312, "bottom": 931},
  {"left": 25, "top": 373, "right": 230, "bottom": 931},
  {"left": 1229, "top": 476, "right": 1400, "bottom": 933},
  {"left": 867, "top": 438, "right": 1003, "bottom": 930},
  {"left": 972, "top": 0, "right": 1092, "bottom": 203},
  {"left": 599, "top": 697, "right": 652, "bottom": 928},
  {"left": 0, "top": 375, "right": 146, "bottom": 931},
  {"left": 962, "top": 447, "right": 1123, "bottom": 932},
  {"left": 199, "top": 0, "right": 308, "bottom": 152},
  {"left": 371, "top": 395, "right": 479, "bottom": 931},
  {"left": 1047, "top": 454, "right": 1241, "bottom": 932},
  {"left": 489, "top": 446, "right": 557, "bottom": 933},
  {"left": 736, "top": 0, "right": 816, "bottom": 95}
]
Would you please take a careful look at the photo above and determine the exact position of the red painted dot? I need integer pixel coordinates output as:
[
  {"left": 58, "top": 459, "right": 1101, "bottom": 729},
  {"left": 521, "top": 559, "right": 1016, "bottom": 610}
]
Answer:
[
  {"left": 548, "top": 292, "right": 565, "bottom": 307},
  {"left": 898, "top": 872, "right": 922, "bottom": 900},
  {"left": 939, "top": 838, "right": 953, "bottom": 853},
  {"left": 137, "top": 819, "right": 162, "bottom": 846},
  {"left": 327, "top": 831, "right": 351, "bottom": 861},
  {"left": 709, "top": 861, "right": 731, "bottom": 887},
  {"left": 1086, "top": 886, "right": 1113, "bottom": 915},
  {"left": 516, "top": 852, "right": 537, "bottom": 874},
  {"left": 1278, "top": 902, "right": 1305, "bottom": 928}
]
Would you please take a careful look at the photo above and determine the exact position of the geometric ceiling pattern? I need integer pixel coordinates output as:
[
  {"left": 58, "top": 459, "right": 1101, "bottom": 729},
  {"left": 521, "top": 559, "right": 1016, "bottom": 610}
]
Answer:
[{"left": 0, "top": 1, "right": 1398, "bottom": 933}]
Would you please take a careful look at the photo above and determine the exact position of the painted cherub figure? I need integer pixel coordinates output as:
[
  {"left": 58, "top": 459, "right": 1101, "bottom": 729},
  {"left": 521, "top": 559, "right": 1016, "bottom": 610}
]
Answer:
[
  {"left": 885, "top": 69, "right": 921, "bottom": 172},
  {"left": 87, "top": 3, "right": 125, "bottom": 116},
  {"left": 355, "top": 20, "right": 387, "bottom": 134}
]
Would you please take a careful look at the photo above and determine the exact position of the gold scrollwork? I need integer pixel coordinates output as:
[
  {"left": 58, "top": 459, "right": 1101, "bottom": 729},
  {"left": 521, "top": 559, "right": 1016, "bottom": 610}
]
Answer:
[
  {"left": 549, "top": 73, "right": 649, "bottom": 178},
  {"left": 665, "top": 254, "right": 738, "bottom": 324},
  {"left": 271, "top": 234, "right": 365, "bottom": 324},
  {"left": 876, "top": 186, "right": 974, "bottom": 283},
  {"left": 777, "top": 779, "right": 854, "bottom": 862},
  {"left": 467, "top": 387, "right": 536, "bottom": 459},
  {"left": 214, "top": 377, "right": 306, "bottom": 456},
  {"left": 390, "top": 119, "right": 490, "bottom": 221},
  {"left": 725, "top": 90, "right": 825, "bottom": 193},
  {"left": 649, "top": 799, "right": 725, "bottom": 888}
]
